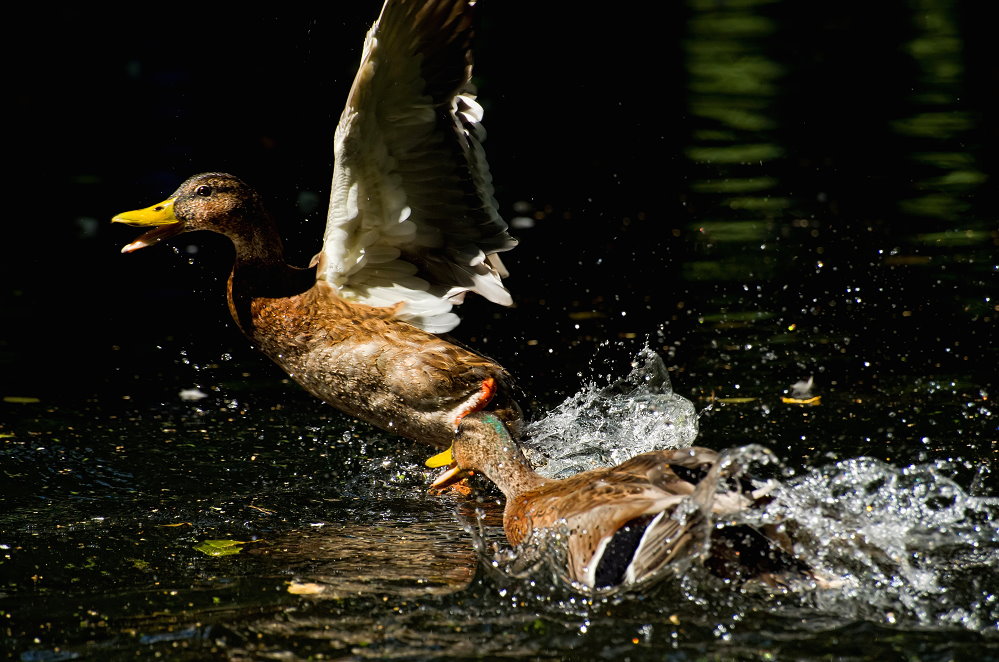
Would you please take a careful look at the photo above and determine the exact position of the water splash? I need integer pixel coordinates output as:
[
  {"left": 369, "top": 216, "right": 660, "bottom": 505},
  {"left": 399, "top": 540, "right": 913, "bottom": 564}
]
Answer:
[
  {"left": 747, "top": 455, "right": 999, "bottom": 632},
  {"left": 521, "top": 347, "right": 699, "bottom": 478},
  {"left": 462, "top": 350, "right": 999, "bottom": 634},
  {"left": 461, "top": 445, "right": 998, "bottom": 633}
]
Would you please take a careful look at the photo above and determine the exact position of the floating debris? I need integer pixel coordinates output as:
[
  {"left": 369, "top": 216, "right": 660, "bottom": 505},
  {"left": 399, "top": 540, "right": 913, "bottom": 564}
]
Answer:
[
  {"left": 179, "top": 388, "right": 209, "bottom": 401},
  {"left": 193, "top": 539, "right": 262, "bottom": 557}
]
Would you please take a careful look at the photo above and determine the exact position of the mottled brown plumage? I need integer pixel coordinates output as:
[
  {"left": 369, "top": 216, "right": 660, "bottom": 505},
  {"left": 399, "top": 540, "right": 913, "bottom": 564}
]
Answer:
[
  {"left": 437, "top": 413, "right": 803, "bottom": 589},
  {"left": 111, "top": 0, "right": 522, "bottom": 448},
  {"left": 114, "top": 173, "right": 520, "bottom": 448}
]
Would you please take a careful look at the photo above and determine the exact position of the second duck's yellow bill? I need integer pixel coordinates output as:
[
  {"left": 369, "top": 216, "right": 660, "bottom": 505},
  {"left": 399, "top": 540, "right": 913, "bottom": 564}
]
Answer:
[{"left": 425, "top": 446, "right": 454, "bottom": 468}]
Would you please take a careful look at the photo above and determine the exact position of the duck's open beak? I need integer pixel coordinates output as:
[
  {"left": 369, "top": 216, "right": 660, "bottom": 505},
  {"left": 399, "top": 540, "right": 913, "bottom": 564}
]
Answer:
[
  {"left": 112, "top": 198, "right": 184, "bottom": 253},
  {"left": 425, "top": 446, "right": 473, "bottom": 492},
  {"left": 429, "top": 464, "right": 473, "bottom": 492}
]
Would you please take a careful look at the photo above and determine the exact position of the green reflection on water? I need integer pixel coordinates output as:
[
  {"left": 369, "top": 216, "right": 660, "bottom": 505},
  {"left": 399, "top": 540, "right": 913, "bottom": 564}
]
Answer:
[
  {"left": 691, "top": 220, "right": 771, "bottom": 243},
  {"left": 913, "top": 229, "right": 992, "bottom": 246},
  {"left": 686, "top": 143, "right": 783, "bottom": 164},
  {"left": 893, "top": 111, "right": 974, "bottom": 137},
  {"left": 683, "top": 257, "right": 775, "bottom": 281},
  {"left": 684, "top": 0, "right": 784, "bottom": 250},
  {"left": 725, "top": 196, "right": 789, "bottom": 211},
  {"left": 899, "top": 194, "right": 970, "bottom": 218},
  {"left": 688, "top": 104, "right": 776, "bottom": 131},
  {"left": 691, "top": 177, "right": 778, "bottom": 194},
  {"left": 687, "top": 57, "right": 782, "bottom": 95},
  {"left": 895, "top": 0, "right": 987, "bottom": 225}
]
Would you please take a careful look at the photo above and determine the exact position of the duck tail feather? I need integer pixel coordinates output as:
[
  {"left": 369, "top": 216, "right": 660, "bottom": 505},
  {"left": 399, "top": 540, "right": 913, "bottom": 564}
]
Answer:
[{"left": 623, "top": 452, "right": 742, "bottom": 585}]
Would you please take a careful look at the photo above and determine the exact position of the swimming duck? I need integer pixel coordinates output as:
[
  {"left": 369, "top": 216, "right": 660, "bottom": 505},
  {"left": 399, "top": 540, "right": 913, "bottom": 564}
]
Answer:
[
  {"left": 429, "top": 413, "right": 808, "bottom": 590},
  {"left": 111, "top": 0, "right": 521, "bottom": 448}
]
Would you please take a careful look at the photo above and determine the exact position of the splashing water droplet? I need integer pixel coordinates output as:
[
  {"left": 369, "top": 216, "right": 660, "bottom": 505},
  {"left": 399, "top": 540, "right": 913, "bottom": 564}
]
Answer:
[{"left": 522, "top": 347, "right": 698, "bottom": 478}]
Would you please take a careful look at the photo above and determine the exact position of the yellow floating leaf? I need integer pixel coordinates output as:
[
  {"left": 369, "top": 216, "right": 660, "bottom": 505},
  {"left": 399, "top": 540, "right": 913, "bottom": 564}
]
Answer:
[
  {"left": 287, "top": 581, "right": 325, "bottom": 595},
  {"left": 781, "top": 396, "right": 822, "bottom": 405},
  {"left": 3, "top": 396, "right": 40, "bottom": 404},
  {"left": 716, "top": 397, "right": 757, "bottom": 404}
]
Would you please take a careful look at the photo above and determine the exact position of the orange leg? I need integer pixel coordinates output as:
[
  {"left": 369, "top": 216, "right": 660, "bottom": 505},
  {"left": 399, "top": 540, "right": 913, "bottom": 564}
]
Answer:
[
  {"left": 452, "top": 377, "right": 496, "bottom": 432},
  {"left": 443, "top": 474, "right": 475, "bottom": 497}
]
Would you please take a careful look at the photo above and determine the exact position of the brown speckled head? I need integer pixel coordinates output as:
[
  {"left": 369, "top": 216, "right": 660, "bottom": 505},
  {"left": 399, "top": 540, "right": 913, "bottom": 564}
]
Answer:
[
  {"left": 170, "top": 173, "right": 263, "bottom": 233},
  {"left": 113, "top": 172, "right": 284, "bottom": 264},
  {"left": 448, "top": 413, "right": 548, "bottom": 499}
]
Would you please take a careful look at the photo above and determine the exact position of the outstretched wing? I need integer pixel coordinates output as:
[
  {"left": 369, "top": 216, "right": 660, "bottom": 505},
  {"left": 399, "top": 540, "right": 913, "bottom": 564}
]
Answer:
[{"left": 319, "top": 0, "right": 517, "bottom": 333}]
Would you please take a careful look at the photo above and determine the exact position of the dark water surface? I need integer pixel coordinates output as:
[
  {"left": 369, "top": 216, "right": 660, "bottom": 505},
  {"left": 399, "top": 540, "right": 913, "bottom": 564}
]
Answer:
[{"left": 3, "top": 0, "right": 996, "bottom": 659}]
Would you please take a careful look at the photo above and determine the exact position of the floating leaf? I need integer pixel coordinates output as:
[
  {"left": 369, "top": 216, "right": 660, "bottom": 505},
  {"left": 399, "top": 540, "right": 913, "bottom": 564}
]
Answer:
[
  {"left": 194, "top": 539, "right": 255, "bottom": 557},
  {"left": 179, "top": 388, "right": 209, "bottom": 401},
  {"left": 3, "top": 396, "right": 40, "bottom": 404},
  {"left": 781, "top": 395, "right": 822, "bottom": 405},
  {"left": 287, "top": 581, "right": 325, "bottom": 595}
]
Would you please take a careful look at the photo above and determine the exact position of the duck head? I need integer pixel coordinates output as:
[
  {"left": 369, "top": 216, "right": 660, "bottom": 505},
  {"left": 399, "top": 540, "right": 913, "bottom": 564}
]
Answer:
[
  {"left": 428, "top": 412, "right": 541, "bottom": 497},
  {"left": 112, "top": 173, "right": 269, "bottom": 254}
]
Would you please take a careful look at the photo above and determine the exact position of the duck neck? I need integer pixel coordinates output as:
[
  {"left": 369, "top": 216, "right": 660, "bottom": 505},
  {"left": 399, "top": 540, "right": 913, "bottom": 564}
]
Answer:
[
  {"left": 224, "top": 217, "right": 315, "bottom": 335},
  {"left": 228, "top": 213, "right": 288, "bottom": 270},
  {"left": 461, "top": 413, "right": 550, "bottom": 499},
  {"left": 225, "top": 210, "right": 317, "bottom": 293}
]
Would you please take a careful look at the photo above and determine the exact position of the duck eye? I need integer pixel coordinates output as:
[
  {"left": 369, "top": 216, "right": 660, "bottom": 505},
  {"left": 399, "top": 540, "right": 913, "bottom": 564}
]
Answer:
[{"left": 195, "top": 185, "right": 213, "bottom": 197}]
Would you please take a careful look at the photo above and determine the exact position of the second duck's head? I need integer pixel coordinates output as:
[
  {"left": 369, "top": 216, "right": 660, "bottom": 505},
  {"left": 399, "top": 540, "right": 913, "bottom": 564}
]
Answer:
[{"left": 428, "top": 412, "right": 535, "bottom": 494}]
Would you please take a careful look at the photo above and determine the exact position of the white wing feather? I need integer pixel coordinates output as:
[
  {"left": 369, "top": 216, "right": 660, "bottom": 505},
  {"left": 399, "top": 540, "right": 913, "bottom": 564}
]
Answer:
[{"left": 318, "top": 0, "right": 517, "bottom": 333}]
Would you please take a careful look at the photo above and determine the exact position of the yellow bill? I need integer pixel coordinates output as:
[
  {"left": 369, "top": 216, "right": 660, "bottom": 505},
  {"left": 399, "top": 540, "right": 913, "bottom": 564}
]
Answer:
[
  {"left": 425, "top": 446, "right": 454, "bottom": 468},
  {"left": 112, "top": 197, "right": 184, "bottom": 253}
]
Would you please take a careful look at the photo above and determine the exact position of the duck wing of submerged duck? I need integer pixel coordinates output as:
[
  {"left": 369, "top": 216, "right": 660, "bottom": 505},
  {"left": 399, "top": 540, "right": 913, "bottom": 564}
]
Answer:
[
  {"left": 319, "top": 0, "right": 518, "bottom": 334},
  {"left": 529, "top": 448, "right": 721, "bottom": 588}
]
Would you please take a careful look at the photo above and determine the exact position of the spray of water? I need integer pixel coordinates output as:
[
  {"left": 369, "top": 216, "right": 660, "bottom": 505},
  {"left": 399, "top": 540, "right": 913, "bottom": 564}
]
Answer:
[
  {"left": 521, "top": 346, "right": 699, "bottom": 478},
  {"left": 752, "top": 456, "right": 999, "bottom": 631},
  {"left": 464, "top": 349, "right": 999, "bottom": 634}
]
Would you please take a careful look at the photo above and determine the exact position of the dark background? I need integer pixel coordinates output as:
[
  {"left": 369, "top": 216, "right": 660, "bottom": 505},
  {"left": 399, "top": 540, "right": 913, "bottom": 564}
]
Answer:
[
  {"left": 4, "top": 0, "right": 996, "bottom": 410},
  {"left": 1, "top": 4, "right": 996, "bottom": 656}
]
